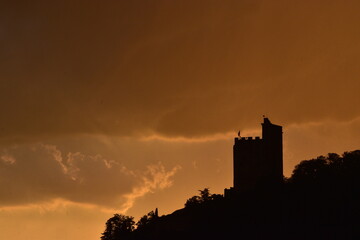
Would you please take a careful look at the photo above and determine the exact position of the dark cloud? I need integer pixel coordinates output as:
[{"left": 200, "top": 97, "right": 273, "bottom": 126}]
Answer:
[
  {"left": 0, "top": 1, "right": 359, "bottom": 141},
  {"left": 0, "top": 133, "right": 235, "bottom": 213},
  {"left": 0, "top": 142, "right": 180, "bottom": 208},
  {"left": 1, "top": 117, "right": 358, "bottom": 209}
]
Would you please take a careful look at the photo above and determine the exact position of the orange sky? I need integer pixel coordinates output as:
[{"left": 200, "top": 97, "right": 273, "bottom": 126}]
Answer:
[{"left": 1, "top": 1, "right": 360, "bottom": 240}]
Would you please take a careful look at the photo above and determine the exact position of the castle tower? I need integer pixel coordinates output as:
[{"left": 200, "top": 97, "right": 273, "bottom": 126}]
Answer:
[
  {"left": 227, "top": 118, "right": 283, "bottom": 195},
  {"left": 261, "top": 118, "right": 283, "bottom": 188}
]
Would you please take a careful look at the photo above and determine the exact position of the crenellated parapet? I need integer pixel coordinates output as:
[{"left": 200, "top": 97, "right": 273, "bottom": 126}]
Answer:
[{"left": 235, "top": 136, "right": 262, "bottom": 142}]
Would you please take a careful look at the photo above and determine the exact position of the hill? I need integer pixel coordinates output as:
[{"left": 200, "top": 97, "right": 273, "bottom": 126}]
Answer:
[{"left": 101, "top": 150, "right": 360, "bottom": 240}]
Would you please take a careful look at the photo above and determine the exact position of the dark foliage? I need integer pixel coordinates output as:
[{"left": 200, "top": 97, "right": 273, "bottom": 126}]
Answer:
[
  {"left": 101, "top": 214, "right": 134, "bottom": 240},
  {"left": 289, "top": 150, "right": 360, "bottom": 189},
  {"left": 136, "top": 210, "right": 158, "bottom": 230},
  {"left": 282, "top": 150, "right": 360, "bottom": 239},
  {"left": 184, "top": 188, "right": 223, "bottom": 208}
]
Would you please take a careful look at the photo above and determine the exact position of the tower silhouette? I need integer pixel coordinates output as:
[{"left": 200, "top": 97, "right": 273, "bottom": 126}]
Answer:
[{"left": 225, "top": 118, "right": 283, "bottom": 196}]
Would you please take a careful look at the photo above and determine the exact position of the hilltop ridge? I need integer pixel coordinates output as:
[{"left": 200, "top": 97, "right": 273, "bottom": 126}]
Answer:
[{"left": 101, "top": 150, "right": 360, "bottom": 240}]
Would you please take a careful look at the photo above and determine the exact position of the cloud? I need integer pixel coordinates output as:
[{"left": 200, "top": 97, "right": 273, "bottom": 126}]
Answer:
[
  {"left": 1, "top": 154, "right": 16, "bottom": 165},
  {"left": 0, "top": 1, "right": 359, "bottom": 142},
  {"left": 121, "top": 162, "right": 181, "bottom": 213},
  {"left": 0, "top": 143, "right": 181, "bottom": 211},
  {"left": 0, "top": 132, "right": 236, "bottom": 220},
  {"left": 1, "top": 117, "right": 357, "bottom": 212}
]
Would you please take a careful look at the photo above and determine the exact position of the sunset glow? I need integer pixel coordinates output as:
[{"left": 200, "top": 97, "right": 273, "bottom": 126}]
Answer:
[{"left": 1, "top": 1, "right": 360, "bottom": 240}]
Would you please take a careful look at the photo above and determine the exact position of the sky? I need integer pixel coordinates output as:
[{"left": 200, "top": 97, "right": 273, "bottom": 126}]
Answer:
[{"left": 1, "top": 1, "right": 360, "bottom": 239}]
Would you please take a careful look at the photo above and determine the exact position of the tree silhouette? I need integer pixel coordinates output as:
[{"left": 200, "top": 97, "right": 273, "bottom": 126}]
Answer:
[
  {"left": 101, "top": 214, "right": 135, "bottom": 240},
  {"left": 136, "top": 210, "right": 157, "bottom": 229},
  {"left": 289, "top": 150, "right": 360, "bottom": 188},
  {"left": 290, "top": 156, "right": 329, "bottom": 186},
  {"left": 199, "top": 188, "right": 211, "bottom": 201},
  {"left": 184, "top": 188, "right": 223, "bottom": 208}
]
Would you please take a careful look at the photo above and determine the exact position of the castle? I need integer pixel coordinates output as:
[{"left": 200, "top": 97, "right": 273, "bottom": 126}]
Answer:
[{"left": 225, "top": 118, "right": 283, "bottom": 196}]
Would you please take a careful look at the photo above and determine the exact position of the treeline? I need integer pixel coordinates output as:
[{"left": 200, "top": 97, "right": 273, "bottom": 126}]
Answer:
[
  {"left": 101, "top": 210, "right": 159, "bottom": 240},
  {"left": 100, "top": 150, "right": 360, "bottom": 240},
  {"left": 282, "top": 150, "right": 360, "bottom": 239},
  {"left": 101, "top": 188, "right": 221, "bottom": 240}
]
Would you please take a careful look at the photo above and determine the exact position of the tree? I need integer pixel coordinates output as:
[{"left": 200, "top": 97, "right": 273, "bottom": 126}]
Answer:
[
  {"left": 289, "top": 151, "right": 360, "bottom": 189},
  {"left": 184, "top": 195, "right": 201, "bottom": 208},
  {"left": 136, "top": 210, "right": 158, "bottom": 229},
  {"left": 290, "top": 156, "right": 329, "bottom": 185},
  {"left": 101, "top": 214, "right": 135, "bottom": 240},
  {"left": 185, "top": 188, "right": 223, "bottom": 208},
  {"left": 199, "top": 188, "right": 211, "bottom": 202}
]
